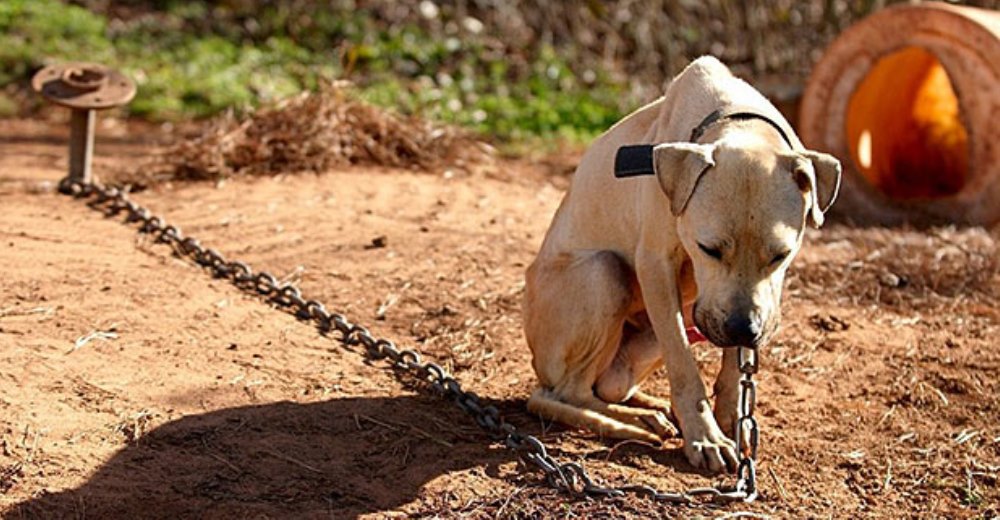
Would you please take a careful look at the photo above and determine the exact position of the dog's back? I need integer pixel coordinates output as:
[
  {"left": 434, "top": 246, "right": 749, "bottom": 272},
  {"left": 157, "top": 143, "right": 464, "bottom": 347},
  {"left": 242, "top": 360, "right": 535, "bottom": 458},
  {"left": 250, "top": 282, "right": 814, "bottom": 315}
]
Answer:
[{"left": 543, "top": 56, "right": 791, "bottom": 256}]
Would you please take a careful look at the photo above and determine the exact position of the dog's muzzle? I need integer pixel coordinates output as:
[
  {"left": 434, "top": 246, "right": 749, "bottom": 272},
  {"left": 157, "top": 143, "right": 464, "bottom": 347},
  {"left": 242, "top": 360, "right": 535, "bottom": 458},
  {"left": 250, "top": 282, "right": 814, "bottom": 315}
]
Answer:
[{"left": 722, "top": 314, "right": 764, "bottom": 348}]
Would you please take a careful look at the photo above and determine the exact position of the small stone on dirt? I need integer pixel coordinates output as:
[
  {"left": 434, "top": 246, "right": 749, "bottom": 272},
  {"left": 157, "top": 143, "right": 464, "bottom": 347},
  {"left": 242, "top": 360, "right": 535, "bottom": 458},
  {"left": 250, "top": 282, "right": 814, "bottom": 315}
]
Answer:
[
  {"left": 878, "top": 271, "right": 907, "bottom": 288},
  {"left": 365, "top": 235, "right": 388, "bottom": 249},
  {"left": 809, "top": 313, "right": 850, "bottom": 332}
]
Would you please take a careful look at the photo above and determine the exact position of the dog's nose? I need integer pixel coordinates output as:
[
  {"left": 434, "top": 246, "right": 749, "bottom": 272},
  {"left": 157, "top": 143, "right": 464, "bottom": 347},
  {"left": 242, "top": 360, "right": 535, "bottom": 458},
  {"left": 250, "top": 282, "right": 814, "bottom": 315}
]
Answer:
[{"left": 723, "top": 314, "right": 761, "bottom": 347}]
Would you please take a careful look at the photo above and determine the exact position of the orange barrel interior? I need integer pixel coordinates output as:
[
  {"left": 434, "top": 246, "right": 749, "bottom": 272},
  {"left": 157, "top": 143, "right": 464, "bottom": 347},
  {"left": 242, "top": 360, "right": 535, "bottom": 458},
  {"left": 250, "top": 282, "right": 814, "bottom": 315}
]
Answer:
[
  {"left": 846, "top": 46, "right": 969, "bottom": 200},
  {"left": 799, "top": 2, "right": 1000, "bottom": 225}
]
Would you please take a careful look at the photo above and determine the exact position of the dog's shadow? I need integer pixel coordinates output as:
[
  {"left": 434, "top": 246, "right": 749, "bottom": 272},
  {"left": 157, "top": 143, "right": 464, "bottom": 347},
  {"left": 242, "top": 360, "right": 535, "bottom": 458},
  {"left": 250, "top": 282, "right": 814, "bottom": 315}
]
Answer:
[
  {"left": 9, "top": 390, "right": 718, "bottom": 519},
  {"left": 8, "top": 395, "right": 528, "bottom": 519}
]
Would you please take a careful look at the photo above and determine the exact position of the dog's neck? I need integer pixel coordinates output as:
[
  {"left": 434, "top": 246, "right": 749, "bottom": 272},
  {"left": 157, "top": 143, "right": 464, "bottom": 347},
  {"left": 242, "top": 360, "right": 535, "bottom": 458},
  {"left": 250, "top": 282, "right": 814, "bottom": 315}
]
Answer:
[{"left": 689, "top": 108, "right": 794, "bottom": 149}]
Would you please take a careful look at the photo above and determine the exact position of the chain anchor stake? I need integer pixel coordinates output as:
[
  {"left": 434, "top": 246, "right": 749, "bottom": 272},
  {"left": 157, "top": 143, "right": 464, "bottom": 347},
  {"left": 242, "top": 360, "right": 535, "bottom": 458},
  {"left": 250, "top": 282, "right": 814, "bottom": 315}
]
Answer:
[{"left": 32, "top": 62, "right": 136, "bottom": 192}]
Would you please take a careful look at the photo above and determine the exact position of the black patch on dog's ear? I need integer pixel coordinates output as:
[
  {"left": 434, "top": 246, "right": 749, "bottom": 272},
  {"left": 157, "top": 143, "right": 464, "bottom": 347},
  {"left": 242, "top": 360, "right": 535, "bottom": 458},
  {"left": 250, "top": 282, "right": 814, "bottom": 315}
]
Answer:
[{"left": 614, "top": 145, "right": 655, "bottom": 178}]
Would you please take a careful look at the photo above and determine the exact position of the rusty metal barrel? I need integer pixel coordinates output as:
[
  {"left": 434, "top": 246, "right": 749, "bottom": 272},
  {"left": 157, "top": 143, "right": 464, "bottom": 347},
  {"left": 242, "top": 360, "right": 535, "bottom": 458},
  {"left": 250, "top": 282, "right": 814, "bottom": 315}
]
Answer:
[{"left": 800, "top": 2, "right": 1000, "bottom": 226}]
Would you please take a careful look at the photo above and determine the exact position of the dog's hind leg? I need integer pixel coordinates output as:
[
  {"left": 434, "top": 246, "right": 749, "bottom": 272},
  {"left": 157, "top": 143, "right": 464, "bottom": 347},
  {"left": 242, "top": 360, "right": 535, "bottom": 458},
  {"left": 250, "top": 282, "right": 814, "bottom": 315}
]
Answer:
[
  {"left": 627, "top": 391, "right": 672, "bottom": 412},
  {"left": 524, "top": 250, "right": 675, "bottom": 441},
  {"left": 524, "top": 250, "right": 634, "bottom": 398},
  {"left": 527, "top": 388, "right": 662, "bottom": 444},
  {"left": 594, "top": 327, "right": 679, "bottom": 437},
  {"left": 593, "top": 326, "right": 662, "bottom": 404}
]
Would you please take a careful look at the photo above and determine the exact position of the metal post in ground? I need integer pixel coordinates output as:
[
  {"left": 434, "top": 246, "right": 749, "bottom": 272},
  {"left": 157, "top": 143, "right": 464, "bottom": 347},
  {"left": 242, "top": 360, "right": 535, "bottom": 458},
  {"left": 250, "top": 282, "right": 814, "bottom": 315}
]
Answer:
[
  {"left": 31, "top": 62, "right": 136, "bottom": 191},
  {"left": 68, "top": 108, "right": 96, "bottom": 185}
]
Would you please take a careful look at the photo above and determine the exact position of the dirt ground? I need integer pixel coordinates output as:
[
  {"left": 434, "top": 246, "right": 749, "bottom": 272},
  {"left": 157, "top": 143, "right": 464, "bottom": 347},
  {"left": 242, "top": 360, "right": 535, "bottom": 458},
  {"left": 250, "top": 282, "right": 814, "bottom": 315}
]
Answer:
[{"left": 0, "top": 118, "right": 998, "bottom": 519}]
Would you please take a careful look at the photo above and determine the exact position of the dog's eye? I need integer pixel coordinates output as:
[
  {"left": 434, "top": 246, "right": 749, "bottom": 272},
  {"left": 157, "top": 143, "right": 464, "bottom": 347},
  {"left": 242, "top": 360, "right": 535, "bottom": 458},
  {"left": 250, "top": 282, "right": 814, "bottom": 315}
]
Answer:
[
  {"left": 698, "top": 243, "right": 723, "bottom": 260},
  {"left": 770, "top": 250, "right": 791, "bottom": 265}
]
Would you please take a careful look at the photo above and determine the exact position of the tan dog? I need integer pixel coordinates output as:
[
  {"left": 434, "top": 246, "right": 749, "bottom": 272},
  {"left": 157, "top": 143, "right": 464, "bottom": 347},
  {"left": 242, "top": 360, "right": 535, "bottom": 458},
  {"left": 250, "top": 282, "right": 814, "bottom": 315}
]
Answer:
[{"left": 523, "top": 56, "right": 841, "bottom": 473}]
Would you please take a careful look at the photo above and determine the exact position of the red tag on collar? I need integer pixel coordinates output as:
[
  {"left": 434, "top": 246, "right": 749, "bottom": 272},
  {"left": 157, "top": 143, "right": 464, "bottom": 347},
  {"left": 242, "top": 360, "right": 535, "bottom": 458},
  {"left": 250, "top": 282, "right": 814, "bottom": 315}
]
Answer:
[{"left": 686, "top": 327, "right": 707, "bottom": 344}]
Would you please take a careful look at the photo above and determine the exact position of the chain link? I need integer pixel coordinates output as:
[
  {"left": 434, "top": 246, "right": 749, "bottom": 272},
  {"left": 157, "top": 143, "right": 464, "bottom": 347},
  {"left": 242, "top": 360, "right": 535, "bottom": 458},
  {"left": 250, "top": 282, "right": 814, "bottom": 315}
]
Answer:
[{"left": 59, "top": 177, "right": 760, "bottom": 505}]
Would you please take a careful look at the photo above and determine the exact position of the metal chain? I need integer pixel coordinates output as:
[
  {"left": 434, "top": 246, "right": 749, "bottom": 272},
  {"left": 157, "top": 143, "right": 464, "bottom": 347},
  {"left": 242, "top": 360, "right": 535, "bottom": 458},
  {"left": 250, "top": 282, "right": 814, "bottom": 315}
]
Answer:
[{"left": 58, "top": 177, "right": 759, "bottom": 505}]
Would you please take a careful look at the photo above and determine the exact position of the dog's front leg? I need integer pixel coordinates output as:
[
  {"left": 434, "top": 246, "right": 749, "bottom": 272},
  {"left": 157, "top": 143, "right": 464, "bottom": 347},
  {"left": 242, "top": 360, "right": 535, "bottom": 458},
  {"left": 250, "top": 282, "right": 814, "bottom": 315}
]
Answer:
[
  {"left": 713, "top": 347, "right": 741, "bottom": 442},
  {"left": 636, "top": 253, "right": 738, "bottom": 473}
]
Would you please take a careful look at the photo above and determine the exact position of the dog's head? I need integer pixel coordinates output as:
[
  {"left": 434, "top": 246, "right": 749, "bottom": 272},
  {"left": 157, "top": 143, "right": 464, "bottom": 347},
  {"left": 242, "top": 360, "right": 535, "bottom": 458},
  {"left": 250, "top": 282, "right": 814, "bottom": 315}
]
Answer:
[{"left": 650, "top": 134, "right": 840, "bottom": 347}]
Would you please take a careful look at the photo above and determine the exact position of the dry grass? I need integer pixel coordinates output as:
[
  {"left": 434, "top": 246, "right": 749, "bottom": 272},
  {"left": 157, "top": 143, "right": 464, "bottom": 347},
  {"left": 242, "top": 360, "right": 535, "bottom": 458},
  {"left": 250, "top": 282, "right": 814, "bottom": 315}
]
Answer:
[
  {"left": 789, "top": 225, "right": 999, "bottom": 314},
  {"left": 119, "top": 82, "right": 495, "bottom": 185}
]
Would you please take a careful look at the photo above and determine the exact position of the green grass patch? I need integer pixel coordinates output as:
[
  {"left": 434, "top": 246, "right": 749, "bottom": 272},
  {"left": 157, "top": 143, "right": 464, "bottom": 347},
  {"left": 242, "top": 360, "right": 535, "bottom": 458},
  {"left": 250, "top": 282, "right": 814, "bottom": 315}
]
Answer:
[{"left": 0, "top": 0, "right": 630, "bottom": 141}]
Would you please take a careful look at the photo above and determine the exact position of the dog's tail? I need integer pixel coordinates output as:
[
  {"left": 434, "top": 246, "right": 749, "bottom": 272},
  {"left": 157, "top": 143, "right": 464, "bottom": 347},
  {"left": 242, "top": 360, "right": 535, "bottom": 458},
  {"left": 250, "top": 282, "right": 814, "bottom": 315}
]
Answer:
[{"left": 527, "top": 388, "right": 662, "bottom": 444}]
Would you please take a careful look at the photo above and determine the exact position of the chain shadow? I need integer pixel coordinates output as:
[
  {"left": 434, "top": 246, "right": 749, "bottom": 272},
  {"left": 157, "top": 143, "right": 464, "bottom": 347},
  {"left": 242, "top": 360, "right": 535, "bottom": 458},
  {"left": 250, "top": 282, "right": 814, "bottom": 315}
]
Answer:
[
  {"left": 7, "top": 395, "right": 524, "bottom": 519},
  {"left": 383, "top": 365, "right": 714, "bottom": 479}
]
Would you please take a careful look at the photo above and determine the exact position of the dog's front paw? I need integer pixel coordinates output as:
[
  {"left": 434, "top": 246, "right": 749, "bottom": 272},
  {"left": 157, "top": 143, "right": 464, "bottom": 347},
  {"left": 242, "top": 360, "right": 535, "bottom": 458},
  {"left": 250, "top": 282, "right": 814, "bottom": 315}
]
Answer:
[
  {"left": 679, "top": 401, "right": 738, "bottom": 473},
  {"left": 684, "top": 430, "right": 738, "bottom": 474}
]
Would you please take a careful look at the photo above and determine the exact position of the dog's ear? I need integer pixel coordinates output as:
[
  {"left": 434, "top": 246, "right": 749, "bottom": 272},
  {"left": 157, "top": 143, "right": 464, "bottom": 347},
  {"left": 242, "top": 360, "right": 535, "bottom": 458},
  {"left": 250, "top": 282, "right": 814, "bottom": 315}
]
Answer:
[
  {"left": 794, "top": 150, "right": 842, "bottom": 228},
  {"left": 652, "top": 143, "right": 716, "bottom": 216}
]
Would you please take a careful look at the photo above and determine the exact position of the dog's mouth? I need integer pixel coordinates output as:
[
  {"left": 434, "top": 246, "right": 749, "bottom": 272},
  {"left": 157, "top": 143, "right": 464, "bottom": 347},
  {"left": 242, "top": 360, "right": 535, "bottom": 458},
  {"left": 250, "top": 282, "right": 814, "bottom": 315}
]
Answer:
[
  {"left": 685, "top": 306, "right": 708, "bottom": 344},
  {"left": 686, "top": 325, "right": 707, "bottom": 344}
]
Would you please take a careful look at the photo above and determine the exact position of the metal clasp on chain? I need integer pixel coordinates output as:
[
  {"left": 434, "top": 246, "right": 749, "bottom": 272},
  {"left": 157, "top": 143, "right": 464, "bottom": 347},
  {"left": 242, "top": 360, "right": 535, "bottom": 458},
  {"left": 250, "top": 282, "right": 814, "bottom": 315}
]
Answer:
[{"left": 733, "top": 346, "right": 760, "bottom": 500}]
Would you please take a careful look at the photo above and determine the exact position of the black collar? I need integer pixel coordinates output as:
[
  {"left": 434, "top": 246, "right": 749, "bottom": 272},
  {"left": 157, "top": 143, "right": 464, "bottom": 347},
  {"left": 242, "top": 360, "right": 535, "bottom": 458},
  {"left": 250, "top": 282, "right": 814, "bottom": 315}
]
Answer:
[
  {"left": 689, "top": 108, "right": 795, "bottom": 149},
  {"left": 614, "top": 108, "right": 794, "bottom": 178}
]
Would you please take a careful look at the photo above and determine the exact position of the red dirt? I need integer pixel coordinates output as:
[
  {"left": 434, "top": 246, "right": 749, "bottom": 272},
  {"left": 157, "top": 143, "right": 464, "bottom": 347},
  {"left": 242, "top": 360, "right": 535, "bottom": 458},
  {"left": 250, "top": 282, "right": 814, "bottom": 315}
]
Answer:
[{"left": 0, "top": 118, "right": 997, "bottom": 518}]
